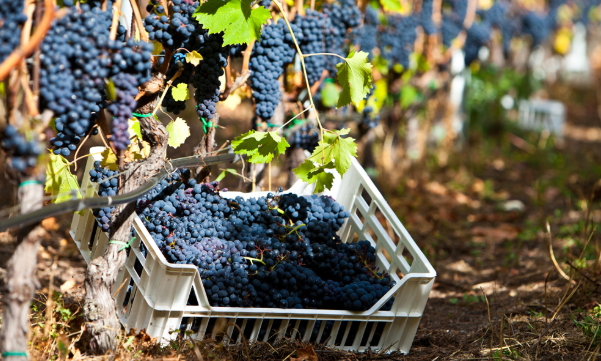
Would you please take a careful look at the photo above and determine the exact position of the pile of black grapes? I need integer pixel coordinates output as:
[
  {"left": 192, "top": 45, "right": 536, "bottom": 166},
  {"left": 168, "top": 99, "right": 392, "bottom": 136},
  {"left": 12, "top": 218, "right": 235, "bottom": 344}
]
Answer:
[{"left": 94, "top": 166, "right": 396, "bottom": 311}]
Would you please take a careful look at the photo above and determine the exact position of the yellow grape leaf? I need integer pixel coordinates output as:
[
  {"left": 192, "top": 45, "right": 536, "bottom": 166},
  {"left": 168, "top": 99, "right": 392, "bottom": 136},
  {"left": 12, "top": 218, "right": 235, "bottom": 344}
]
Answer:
[
  {"left": 185, "top": 50, "right": 204, "bottom": 66},
  {"left": 166, "top": 117, "right": 191, "bottom": 148},
  {"left": 171, "top": 83, "right": 189, "bottom": 102},
  {"left": 152, "top": 40, "right": 163, "bottom": 55},
  {"left": 222, "top": 93, "right": 242, "bottom": 110},
  {"left": 478, "top": 0, "right": 493, "bottom": 10},
  {"left": 128, "top": 118, "right": 143, "bottom": 140},
  {"left": 554, "top": 28, "right": 571, "bottom": 55},
  {"left": 100, "top": 148, "right": 118, "bottom": 170},
  {"left": 124, "top": 140, "right": 151, "bottom": 162},
  {"left": 45, "top": 152, "right": 82, "bottom": 204},
  {"left": 380, "top": 0, "right": 402, "bottom": 13}
]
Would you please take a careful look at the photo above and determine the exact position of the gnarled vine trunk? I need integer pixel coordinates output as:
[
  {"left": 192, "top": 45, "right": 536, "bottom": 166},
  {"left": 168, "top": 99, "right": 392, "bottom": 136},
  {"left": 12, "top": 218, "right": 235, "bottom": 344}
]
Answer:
[
  {"left": 0, "top": 181, "right": 45, "bottom": 360},
  {"left": 82, "top": 95, "right": 168, "bottom": 354}
]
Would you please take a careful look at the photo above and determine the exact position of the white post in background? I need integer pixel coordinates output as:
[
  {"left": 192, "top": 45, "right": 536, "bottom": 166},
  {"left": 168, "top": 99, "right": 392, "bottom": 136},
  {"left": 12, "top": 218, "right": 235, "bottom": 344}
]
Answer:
[{"left": 562, "top": 22, "right": 590, "bottom": 85}]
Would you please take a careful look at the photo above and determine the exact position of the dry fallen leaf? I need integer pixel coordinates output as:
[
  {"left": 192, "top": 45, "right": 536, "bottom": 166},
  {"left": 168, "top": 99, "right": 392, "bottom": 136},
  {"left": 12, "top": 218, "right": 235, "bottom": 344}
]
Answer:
[
  {"left": 471, "top": 223, "right": 519, "bottom": 242},
  {"left": 291, "top": 344, "right": 318, "bottom": 361},
  {"left": 41, "top": 217, "right": 59, "bottom": 231},
  {"left": 59, "top": 279, "right": 76, "bottom": 293}
]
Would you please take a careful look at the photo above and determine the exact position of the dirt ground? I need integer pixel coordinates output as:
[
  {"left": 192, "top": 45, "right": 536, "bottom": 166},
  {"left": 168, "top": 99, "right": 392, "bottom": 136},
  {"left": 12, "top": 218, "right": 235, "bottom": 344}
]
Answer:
[{"left": 1, "top": 82, "right": 600, "bottom": 360}]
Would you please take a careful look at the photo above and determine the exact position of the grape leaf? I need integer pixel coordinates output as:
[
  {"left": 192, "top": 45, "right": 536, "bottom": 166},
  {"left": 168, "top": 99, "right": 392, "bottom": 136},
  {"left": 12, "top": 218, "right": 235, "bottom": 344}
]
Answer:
[
  {"left": 215, "top": 168, "right": 240, "bottom": 182},
  {"left": 171, "top": 83, "right": 189, "bottom": 102},
  {"left": 100, "top": 148, "right": 118, "bottom": 170},
  {"left": 293, "top": 160, "right": 336, "bottom": 193},
  {"left": 166, "top": 117, "right": 191, "bottom": 148},
  {"left": 320, "top": 79, "right": 340, "bottom": 108},
  {"left": 308, "top": 128, "right": 357, "bottom": 176},
  {"left": 151, "top": 40, "right": 163, "bottom": 55},
  {"left": 128, "top": 118, "right": 143, "bottom": 140},
  {"left": 124, "top": 140, "right": 151, "bottom": 162},
  {"left": 185, "top": 50, "right": 204, "bottom": 66},
  {"left": 400, "top": 84, "right": 421, "bottom": 109},
  {"left": 336, "top": 50, "right": 373, "bottom": 107},
  {"left": 45, "top": 152, "right": 82, "bottom": 204},
  {"left": 193, "top": 0, "right": 271, "bottom": 46},
  {"left": 105, "top": 79, "right": 117, "bottom": 101},
  {"left": 380, "top": 0, "right": 402, "bottom": 12},
  {"left": 232, "top": 130, "right": 290, "bottom": 163}
]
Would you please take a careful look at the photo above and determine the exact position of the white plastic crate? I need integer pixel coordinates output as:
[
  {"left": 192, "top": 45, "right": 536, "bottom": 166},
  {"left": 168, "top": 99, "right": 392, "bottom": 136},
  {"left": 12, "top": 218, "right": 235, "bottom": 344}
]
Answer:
[
  {"left": 517, "top": 99, "right": 566, "bottom": 139},
  {"left": 70, "top": 149, "right": 436, "bottom": 354}
]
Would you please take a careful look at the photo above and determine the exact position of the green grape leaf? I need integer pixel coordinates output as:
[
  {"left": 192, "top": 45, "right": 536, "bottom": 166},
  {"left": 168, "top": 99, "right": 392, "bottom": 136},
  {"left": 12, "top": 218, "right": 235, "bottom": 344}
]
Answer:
[
  {"left": 166, "top": 117, "right": 191, "bottom": 148},
  {"left": 309, "top": 128, "right": 357, "bottom": 176},
  {"left": 380, "top": 0, "right": 402, "bottom": 12},
  {"left": 185, "top": 50, "right": 204, "bottom": 66},
  {"left": 151, "top": 40, "right": 163, "bottom": 55},
  {"left": 105, "top": 79, "right": 117, "bottom": 101},
  {"left": 320, "top": 80, "right": 340, "bottom": 108},
  {"left": 400, "top": 84, "right": 421, "bottom": 109},
  {"left": 293, "top": 160, "right": 336, "bottom": 193},
  {"left": 232, "top": 130, "right": 290, "bottom": 163},
  {"left": 45, "top": 152, "right": 82, "bottom": 204},
  {"left": 336, "top": 50, "right": 373, "bottom": 108},
  {"left": 128, "top": 118, "right": 143, "bottom": 140},
  {"left": 193, "top": 0, "right": 271, "bottom": 46},
  {"left": 171, "top": 83, "right": 189, "bottom": 102},
  {"left": 215, "top": 168, "right": 240, "bottom": 182},
  {"left": 100, "top": 148, "right": 118, "bottom": 170}
]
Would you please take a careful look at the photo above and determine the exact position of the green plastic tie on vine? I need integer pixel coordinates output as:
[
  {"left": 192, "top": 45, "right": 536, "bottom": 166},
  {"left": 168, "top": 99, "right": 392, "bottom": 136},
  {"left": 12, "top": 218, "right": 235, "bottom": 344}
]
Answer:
[
  {"left": 199, "top": 117, "right": 217, "bottom": 134},
  {"left": 132, "top": 112, "right": 154, "bottom": 118},
  {"left": 255, "top": 121, "right": 278, "bottom": 128},
  {"left": 109, "top": 237, "right": 136, "bottom": 251},
  {"left": 2, "top": 352, "right": 28, "bottom": 357},
  {"left": 19, "top": 180, "right": 41, "bottom": 187}
]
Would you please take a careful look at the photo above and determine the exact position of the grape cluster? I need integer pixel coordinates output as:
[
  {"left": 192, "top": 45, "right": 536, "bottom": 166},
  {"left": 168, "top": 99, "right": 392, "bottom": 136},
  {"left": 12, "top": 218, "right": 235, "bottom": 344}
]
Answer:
[
  {"left": 40, "top": 3, "right": 152, "bottom": 156},
  {"left": 144, "top": 0, "right": 198, "bottom": 49},
  {"left": 288, "top": 123, "right": 319, "bottom": 152},
  {"left": 441, "top": 0, "right": 468, "bottom": 47},
  {"left": 90, "top": 161, "right": 119, "bottom": 232},
  {"left": 463, "top": 21, "right": 491, "bottom": 65},
  {"left": 0, "top": 0, "right": 27, "bottom": 63},
  {"left": 322, "top": 0, "right": 362, "bottom": 72},
  {"left": 360, "top": 106, "right": 380, "bottom": 132},
  {"left": 0, "top": 125, "right": 42, "bottom": 173},
  {"left": 293, "top": 10, "right": 329, "bottom": 85},
  {"left": 107, "top": 167, "right": 398, "bottom": 311},
  {"left": 352, "top": 6, "right": 380, "bottom": 56},
  {"left": 260, "top": 0, "right": 272, "bottom": 8},
  {"left": 381, "top": 15, "right": 418, "bottom": 69},
  {"left": 192, "top": 32, "right": 229, "bottom": 120},
  {"left": 520, "top": 12, "right": 548, "bottom": 48},
  {"left": 250, "top": 20, "right": 299, "bottom": 120},
  {"left": 479, "top": 1, "right": 517, "bottom": 56},
  {"left": 161, "top": 54, "right": 195, "bottom": 114},
  {"left": 108, "top": 73, "right": 139, "bottom": 150},
  {"left": 420, "top": 0, "right": 438, "bottom": 35}
]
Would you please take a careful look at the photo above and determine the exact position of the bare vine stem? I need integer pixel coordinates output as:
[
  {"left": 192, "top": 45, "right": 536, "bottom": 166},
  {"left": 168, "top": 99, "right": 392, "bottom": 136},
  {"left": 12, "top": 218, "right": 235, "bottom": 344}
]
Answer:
[
  {"left": 152, "top": 67, "right": 184, "bottom": 116},
  {"left": 303, "top": 53, "right": 346, "bottom": 62},
  {"left": 272, "top": 0, "right": 352, "bottom": 165},
  {"left": 272, "top": 0, "right": 323, "bottom": 137}
]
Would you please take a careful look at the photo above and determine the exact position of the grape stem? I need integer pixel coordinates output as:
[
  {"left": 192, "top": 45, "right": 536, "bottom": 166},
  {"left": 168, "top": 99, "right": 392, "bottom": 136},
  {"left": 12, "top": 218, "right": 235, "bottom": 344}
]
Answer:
[
  {"left": 0, "top": 0, "right": 55, "bottom": 81},
  {"left": 276, "top": 106, "right": 313, "bottom": 132},
  {"left": 152, "top": 67, "right": 184, "bottom": 116},
  {"left": 129, "top": 0, "right": 149, "bottom": 42},
  {"left": 72, "top": 125, "right": 99, "bottom": 171},
  {"left": 273, "top": 0, "right": 333, "bottom": 165},
  {"left": 303, "top": 53, "right": 346, "bottom": 62},
  {"left": 108, "top": 0, "right": 123, "bottom": 41}
]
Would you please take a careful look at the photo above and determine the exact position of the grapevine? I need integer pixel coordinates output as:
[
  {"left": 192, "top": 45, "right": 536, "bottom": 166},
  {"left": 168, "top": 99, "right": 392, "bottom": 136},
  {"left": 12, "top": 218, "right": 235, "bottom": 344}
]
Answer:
[{"left": 0, "top": 0, "right": 595, "bottom": 356}]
